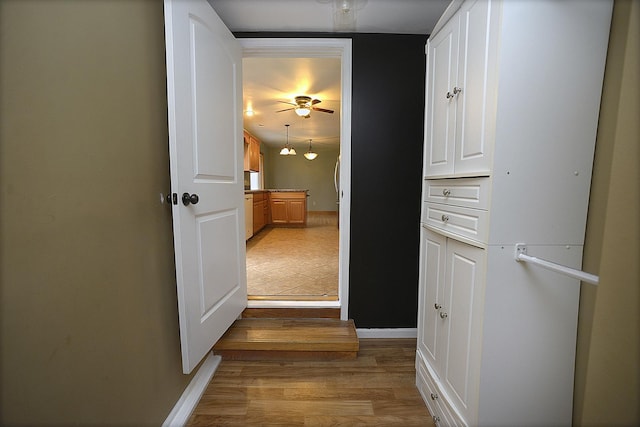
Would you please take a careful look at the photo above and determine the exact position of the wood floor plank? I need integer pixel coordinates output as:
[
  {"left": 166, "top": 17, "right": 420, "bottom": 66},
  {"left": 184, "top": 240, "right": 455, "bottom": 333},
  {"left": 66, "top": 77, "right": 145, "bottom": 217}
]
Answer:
[{"left": 188, "top": 339, "right": 433, "bottom": 426}]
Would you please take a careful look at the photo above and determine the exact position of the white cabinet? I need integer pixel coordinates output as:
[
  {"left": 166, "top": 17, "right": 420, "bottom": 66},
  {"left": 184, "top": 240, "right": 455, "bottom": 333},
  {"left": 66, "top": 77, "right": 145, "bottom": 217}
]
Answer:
[
  {"left": 424, "top": 0, "right": 494, "bottom": 178},
  {"left": 416, "top": 1, "right": 613, "bottom": 426},
  {"left": 418, "top": 228, "right": 485, "bottom": 425}
]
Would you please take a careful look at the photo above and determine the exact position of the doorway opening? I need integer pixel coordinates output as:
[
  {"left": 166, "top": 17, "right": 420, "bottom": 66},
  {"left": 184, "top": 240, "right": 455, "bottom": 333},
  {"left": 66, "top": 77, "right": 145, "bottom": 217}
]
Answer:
[{"left": 240, "top": 38, "right": 352, "bottom": 320}]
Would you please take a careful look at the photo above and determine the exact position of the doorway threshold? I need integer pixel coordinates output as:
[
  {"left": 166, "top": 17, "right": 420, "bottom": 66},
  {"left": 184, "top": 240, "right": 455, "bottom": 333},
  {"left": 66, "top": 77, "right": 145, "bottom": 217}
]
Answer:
[{"left": 247, "top": 300, "right": 341, "bottom": 309}]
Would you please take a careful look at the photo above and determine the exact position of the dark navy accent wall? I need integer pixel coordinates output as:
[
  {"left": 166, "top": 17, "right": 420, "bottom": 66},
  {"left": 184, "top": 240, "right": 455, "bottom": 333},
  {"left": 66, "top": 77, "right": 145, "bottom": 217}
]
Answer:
[
  {"left": 236, "top": 32, "right": 427, "bottom": 328},
  {"left": 348, "top": 34, "right": 426, "bottom": 328}
]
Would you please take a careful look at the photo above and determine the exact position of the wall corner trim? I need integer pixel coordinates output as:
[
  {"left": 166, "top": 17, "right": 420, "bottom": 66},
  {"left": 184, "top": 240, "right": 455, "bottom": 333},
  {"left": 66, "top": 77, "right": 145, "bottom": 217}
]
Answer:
[
  {"left": 356, "top": 328, "right": 418, "bottom": 339},
  {"left": 162, "top": 352, "right": 221, "bottom": 427}
]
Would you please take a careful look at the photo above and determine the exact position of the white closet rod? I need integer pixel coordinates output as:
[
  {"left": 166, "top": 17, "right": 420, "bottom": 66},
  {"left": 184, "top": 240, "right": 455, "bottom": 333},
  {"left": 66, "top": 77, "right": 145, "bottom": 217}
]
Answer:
[{"left": 514, "top": 244, "right": 599, "bottom": 285}]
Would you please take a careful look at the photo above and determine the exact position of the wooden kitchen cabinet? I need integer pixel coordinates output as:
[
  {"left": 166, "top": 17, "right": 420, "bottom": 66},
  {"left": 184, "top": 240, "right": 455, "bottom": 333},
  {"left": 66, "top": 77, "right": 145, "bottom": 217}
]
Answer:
[
  {"left": 252, "top": 192, "right": 268, "bottom": 234},
  {"left": 269, "top": 191, "right": 306, "bottom": 226},
  {"left": 243, "top": 130, "right": 260, "bottom": 172}
]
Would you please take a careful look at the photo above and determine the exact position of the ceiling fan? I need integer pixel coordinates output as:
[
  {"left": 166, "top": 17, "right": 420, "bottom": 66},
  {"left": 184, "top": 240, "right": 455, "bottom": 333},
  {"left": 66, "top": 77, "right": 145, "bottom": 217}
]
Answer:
[{"left": 276, "top": 96, "right": 334, "bottom": 118}]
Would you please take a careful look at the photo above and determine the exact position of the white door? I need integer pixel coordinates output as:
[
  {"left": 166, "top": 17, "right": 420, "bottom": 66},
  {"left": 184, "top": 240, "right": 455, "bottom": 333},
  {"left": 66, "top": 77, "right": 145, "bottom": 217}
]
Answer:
[
  {"left": 418, "top": 228, "right": 446, "bottom": 367},
  {"left": 424, "top": 15, "right": 458, "bottom": 178},
  {"left": 164, "top": 0, "right": 246, "bottom": 374},
  {"left": 441, "top": 238, "right": 485, "bottom": 421}
]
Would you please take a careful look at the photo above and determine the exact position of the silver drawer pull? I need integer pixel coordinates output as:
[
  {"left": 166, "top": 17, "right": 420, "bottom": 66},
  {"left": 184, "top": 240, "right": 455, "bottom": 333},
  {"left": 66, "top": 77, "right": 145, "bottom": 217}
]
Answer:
[
  {"left": 430, "top": 392, "right": 439, "bottom": 400},
  {"left": 446, "top": 91, "right": 454, "bottom": 99},
  {"left": 440, "top": 311, "right": 448, "bottom": 319},
  {"left": 453, "top": 86, "right": 462, "bottom": 95},
  {"left": 442, "top": 189, "right": 451, "bottom": 197},
  {"left": 434, "top": 303, "right": 442, "bottom": 310},
  {"left": 441, "top": 214, "right": 450, "bottom": 222}
]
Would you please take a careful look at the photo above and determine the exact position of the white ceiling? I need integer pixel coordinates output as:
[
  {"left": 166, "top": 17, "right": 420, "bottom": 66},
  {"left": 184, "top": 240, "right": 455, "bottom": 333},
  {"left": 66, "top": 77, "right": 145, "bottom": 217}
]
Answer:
[{"left": 209, "top": 0, "right": 451, "bottom": 150}]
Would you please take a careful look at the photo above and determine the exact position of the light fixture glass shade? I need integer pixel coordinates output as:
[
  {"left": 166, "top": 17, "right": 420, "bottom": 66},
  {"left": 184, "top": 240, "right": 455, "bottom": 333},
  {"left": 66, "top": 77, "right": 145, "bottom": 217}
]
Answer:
[
  {"left": 295, "top": 107, "right": 311, "bottom": 117},
  {"left": 279, "top": 147, "right": 289, "bottom": 155},
  {"left": 304, "top": 151, "right": 318, "bottom": 160},
  {"left": 304, "top": 139, "right": 318, "bottom": 160},
  {"left": 288, "top": 147, "right": 297, "bottom": 155}
]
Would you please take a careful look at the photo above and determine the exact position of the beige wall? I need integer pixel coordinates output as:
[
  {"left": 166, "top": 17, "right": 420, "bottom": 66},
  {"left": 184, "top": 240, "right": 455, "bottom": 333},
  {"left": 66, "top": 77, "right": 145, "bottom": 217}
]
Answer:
[
  {"left": 0, "top": 1, "right": 191, "bottom": 425},
  {"left": 574, "top": 0, "right": 640, "bottom": 425}
]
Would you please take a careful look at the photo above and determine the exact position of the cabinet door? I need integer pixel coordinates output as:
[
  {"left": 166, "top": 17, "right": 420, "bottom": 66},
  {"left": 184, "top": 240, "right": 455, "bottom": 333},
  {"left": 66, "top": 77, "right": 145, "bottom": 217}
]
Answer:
[
  {"left": 270, "top": 200, "right": 288, "bottom": 224},
  {"left": 440, "top": 238, "right": 485, "bottom": 423},
  {"left": 418, "top": 228, "right": 447, "bottom": 368},
  {"left": 249, "top": 136, "right": 260, "bottom": 172},
  {"left": 243, "top": 132, "right": 251, "bottom": 172},
  {"left": 424, "top": 15, "right": 459, "bottom": 178},
  {"left": 453, "top": 0, "right": 493, "bottom": 176},
  {"left": 287, "top": 200, "right": 306, "bottom": 224}
]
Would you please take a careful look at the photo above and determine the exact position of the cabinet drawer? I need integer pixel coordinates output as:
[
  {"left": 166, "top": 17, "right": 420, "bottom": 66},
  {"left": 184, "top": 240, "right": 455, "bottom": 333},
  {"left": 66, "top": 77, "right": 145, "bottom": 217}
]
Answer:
[
  {"left": 423, "top": 202, "right": 488, "bottom": 243},
  {"left": 424, "top": 177, "right": 490, "bottom": 209},
  {"left": 417, "top": 360, "right": 465, "bottom": 427}
]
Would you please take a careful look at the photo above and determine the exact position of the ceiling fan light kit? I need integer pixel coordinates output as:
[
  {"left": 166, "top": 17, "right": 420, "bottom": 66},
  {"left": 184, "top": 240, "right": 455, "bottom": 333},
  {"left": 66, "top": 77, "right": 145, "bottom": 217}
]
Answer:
[
  {"left": 295, "top": 106, "right": 311, "bottom": 117},
  {"left": 277, "top": 95, "right": 334, "bottom": 118}
]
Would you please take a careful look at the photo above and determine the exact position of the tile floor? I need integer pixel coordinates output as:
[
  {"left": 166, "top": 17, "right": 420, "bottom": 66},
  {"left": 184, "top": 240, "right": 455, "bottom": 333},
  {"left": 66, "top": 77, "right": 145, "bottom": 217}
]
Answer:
[{"left": 246, "top": 212, "right": 339, "bottom": 301}]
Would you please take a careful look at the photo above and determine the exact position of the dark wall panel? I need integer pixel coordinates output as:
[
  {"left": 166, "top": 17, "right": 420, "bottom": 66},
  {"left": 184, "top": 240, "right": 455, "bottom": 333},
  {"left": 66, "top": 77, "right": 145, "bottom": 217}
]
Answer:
[{"left": 349, "top": 34, "right": 426, "bottom": 328}]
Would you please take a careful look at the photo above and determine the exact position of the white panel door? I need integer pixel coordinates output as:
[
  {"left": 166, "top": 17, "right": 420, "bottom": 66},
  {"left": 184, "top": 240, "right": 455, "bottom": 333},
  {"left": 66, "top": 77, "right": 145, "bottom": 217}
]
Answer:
[
  {"left": 418, "top": 228, "right": 447, "bottom": 367},
  {"left": 442, "top": 238, "right": 485, "bottom": 423},
  {"left": 454, "top": 0, "right": 493, "bottom": 176},
  {"left": 424, "top": 16, "right": 458, "bottom": 177},
  {"left": 164, "top": 0, "right": 246, "bottom": 374}
]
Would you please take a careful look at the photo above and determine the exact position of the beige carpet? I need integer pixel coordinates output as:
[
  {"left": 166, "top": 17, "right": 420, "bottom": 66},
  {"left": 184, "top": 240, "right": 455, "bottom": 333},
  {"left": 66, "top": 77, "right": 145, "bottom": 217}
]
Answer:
[{"left": 246, "top": 212, "right": 338, "bottom": 300}]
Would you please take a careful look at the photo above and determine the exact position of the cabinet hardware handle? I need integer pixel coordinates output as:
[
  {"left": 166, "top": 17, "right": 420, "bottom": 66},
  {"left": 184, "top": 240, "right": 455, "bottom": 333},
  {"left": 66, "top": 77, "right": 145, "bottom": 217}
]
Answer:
[
  {"left": 440, "top": 311, "right": 448, "bottom": 319},
  {"left": 453, "top": 86, "right": 462, "bottom": 95},
  {"left": 442, "top": 189, "right": 451, "bottom": 196},
  {"left": 434, "top": 303, "right": 442, "bottom": 310},
  {"left": 430, "top": 392, "right": 439, "bottom": 400},
  {"left": 446, "top": 91, "right": 454, "bottom": 99},
  {"left": 434, "top": 415, "right": 441, "bottom": 423},
  {"left": 441, "top": 214, "right": 450, "bottom": 222}
]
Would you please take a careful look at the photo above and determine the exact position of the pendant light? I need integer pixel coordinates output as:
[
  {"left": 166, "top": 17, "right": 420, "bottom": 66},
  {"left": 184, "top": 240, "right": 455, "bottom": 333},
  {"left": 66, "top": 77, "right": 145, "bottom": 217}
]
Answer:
[
  {"left": 304, "top": 139, "right": 318, "bottom": 160},
  {"left": 287, "top": 123, "right": 296, "bottom": 155},
  {"left": 279, "top": 124, "right": 291, "bottom": 155}
]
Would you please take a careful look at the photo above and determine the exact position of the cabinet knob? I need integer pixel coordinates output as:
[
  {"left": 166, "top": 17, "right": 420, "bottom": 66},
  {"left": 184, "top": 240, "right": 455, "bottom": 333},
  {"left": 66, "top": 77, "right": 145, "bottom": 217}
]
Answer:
[
  {"left": 430, "top": 392, "right": 439, "bottom": 400},
  {"left": 434, "top": 415, "right": 441, "bottom": 423},
  {"left": 440, "top": 311, "right": 448, "bottom": 319},
  {"left": 446, "top": 91, "right": 454, "bottom": 99},
  {"left": 442, "top": 189, "right": 451, "bottom": 197},
  {"left": 441, "top": 214, "right": 450, "bottom": 222},
  {"left": 453, "top": 86, "right": 462, "bottom": 95},
  {"left": 434, "top": 303, "right": 442, "bottom": 310}
]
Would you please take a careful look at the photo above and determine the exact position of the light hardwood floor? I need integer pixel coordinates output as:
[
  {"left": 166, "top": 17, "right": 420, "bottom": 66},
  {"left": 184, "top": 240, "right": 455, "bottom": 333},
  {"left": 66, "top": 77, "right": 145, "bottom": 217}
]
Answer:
[
  {"left": 188, "top": 339, "right": 435, "bottom": 426},
  {"left": 246, "top": 212, "right": 339, "bottom": 301}
]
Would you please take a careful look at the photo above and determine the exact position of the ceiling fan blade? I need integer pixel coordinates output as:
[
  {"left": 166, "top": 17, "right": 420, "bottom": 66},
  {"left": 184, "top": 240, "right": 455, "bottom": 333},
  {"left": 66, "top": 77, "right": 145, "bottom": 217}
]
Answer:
[
  {"left": 312, "top": 107, "right": 334, "bottom": 114},
  {"left": 276, "top": 107, "right": 296, "bottom": 113},
  {"left": 311, "top": 99, "right": 322, "bottom": 105},
  {"left": 277, "top": 101, "right": 297, "bottom": 106}
]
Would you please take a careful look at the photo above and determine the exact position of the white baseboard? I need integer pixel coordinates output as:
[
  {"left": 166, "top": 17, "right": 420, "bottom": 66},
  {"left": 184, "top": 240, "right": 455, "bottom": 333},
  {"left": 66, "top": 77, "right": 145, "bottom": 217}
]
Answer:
[
  {"left": 162, "top": 352, "right": 221, "bottom": 427},
  {"left": 356, "top": 328, "right": 417, "bottom": 339}
]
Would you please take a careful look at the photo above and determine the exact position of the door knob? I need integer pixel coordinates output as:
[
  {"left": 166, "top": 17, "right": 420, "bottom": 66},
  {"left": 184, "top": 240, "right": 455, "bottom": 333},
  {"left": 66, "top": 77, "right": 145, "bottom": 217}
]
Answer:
[{"left": 182, "top": 192, "right": 199, "bottom": 206}]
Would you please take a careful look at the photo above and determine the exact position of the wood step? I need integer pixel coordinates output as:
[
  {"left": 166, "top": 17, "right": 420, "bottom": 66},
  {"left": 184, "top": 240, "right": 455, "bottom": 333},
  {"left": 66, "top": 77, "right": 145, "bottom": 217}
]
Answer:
[
  {"left": 213, "top": 318, "right": 359, "bottom": 361},
  {"left": 242, "top": 307, "right": 340, "bottom": 319}
]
